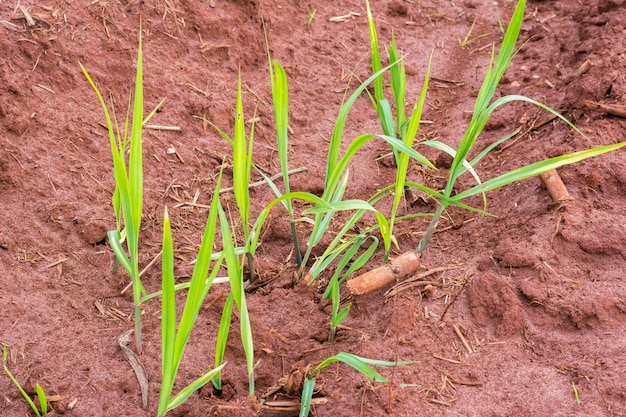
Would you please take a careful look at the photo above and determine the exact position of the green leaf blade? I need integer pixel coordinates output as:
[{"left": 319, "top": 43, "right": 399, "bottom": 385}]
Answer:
[{"left": 158, "top": 207, "right": 177, "bottom": 416}]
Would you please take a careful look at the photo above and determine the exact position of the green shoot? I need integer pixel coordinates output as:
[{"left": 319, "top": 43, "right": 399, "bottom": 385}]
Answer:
[
  {"left": 218, "top": 200, "right": 256, "bottom": 396},
  {"left": 416, "top": 0, "right": 626, "bottom": 253},
  {"left": 323, "top": 236, "right": 378, "bottom": 342},
  {"left": 365, "top": 0, "right": 437, "bottom": 260},
  {"left": 572, "top": 382, "right": 581, "bottom": 404},
  {"left": 158, "top": 172, "right": 226, "bottom": 415},
  {"left": 80, "top": 30, "right": 165, "bottom": 354},
  {"left": 265, "top": 37, "right": 303, "bottom": 267},
  {"left": 35, "top": 383, "right": 48, "bottom": 415},
  {"left": 307, "top": 8, "right": 316, "bottom": 26},
  {"left": 212, "top": 62, "right": 425, "bottom": 286},
  {"left": 232, "top": 74, "right": 257, "bottom": 282},
  {"left": 212, "top": 292, "right": 235, "bottom": 391},
  {"left": 299, "top": 352, "right": 413, "bottom": 417},
  {"left": 296, "top": 58, "right": 434, "bottom": 275},
  {"left": 385, "top": 54, "right": 431, "bottom": 260},
  {"left": 3, "top": 344, "right": 47, "bottom": 417},
  {"left": 365, "top": 0, "right": 398, "bottom": 164},
  {"left": 214, "top": 74, "right": 259, "bottom": 283}
]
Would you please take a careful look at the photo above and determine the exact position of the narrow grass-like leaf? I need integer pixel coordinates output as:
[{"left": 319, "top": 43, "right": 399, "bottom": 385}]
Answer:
[
  {"left": 323, "top": 237, "right": 367, "bottom": 299},
  {"left": 324, "top": 238, "right": 367, "bottom": 342},
  {"left": 3, "top": 344, "right": 42, "bottom": 417},
  {"left": 388, "top": 34, "right": 406, "bottom": 137},
  {"left": 249, "top": 190, "right": 341, "bottom": 254},
  {"left": 377, "top": 98, "right": 396, "bottom": 138},
  {"left": 310, "top": 352, "right": 413, "bottom": 380},
  {"left": 268, "top": 58, "right": 302, "bottom": 266},
  {"left": 35, "top": 384, "right": 47, "bottom": 415},
  {"left": 366, "top": 0, "right": 384, "bottom": 105},
  {"left": 158, "top": 207, "right": 176, "bottom": 416},
  {"left": 159, "top": 174, "right": 225, "bottom": 415},
  {"left": 453, "top": 142, "right": 626, "bottom": 201},
  {"left": 165, "top": 363, "right": 226, "bottom": 413},
  {"left": 127, "top": 31, "right": 145, "bottom": 353},
  {"left": 402, "top": 182, "right": 485, "bottom": 214},
  {"left": 233, "top": 74, "right": 250, "bottom": 232},
  {"left": 304, "top": 197, "right": 391, "bottom": 256},
  {"left": 386, "top": 54, "right": 432, "bottom": 257},
  {"left": 174, "top": 178, "right": 223, "bottom": 372},
  {"left": 212, "top": 292, "right": 234, "bottom": 390},
  {"left": 299, "top": 377, "right": 316, "bottom": 417},
  {"left": 223, "top": 74, "right": 260, "bottom": 282},
  {"left": 326, "top": 133, "right": 434, "bottom": 198},
  {"left": 107, "top": 230, "right": 133, "bottom": 274},
  {"left": 218, "top": 202, "right": 255, "bottom": 395},
  {"left": 446, "top": 0, "right": 526, "bottom": 195},
  {"left": 81, "top": 30, "right": 147, "bottom": 352},
  {"left": 270, "top": 61, "right": 291, "bottom": 199},
  {"left": 324, "top": 63, "right": 400, "bottom": 193},
  {"left": 337, "top": 236, "right": 378, "bottom": 286},
  {"left": 142, "top": 97, "right": 166, "bottom": 126},
  {"left": 300, "top": 352, "right": 413, "bottom": 416}
]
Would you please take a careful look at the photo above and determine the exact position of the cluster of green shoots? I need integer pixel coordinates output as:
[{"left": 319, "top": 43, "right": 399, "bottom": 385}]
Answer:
[{"left": 63, "top": 0, "right": 625, "bottom": 416}]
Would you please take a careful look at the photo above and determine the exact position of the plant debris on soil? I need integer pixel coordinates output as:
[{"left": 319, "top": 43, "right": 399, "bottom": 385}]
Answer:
[{"left": 2, "top": 1, "right": 626, "bottom": 416}]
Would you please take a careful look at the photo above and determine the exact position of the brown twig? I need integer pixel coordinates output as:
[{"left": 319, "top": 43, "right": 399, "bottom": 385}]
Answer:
[
  {"left": 453, "top": 324, "right": 473, "bottom": 354},
  {"left": 447, "top": 375, "right": 484, "bottom": 386},
  {"left": 121, "top": 250, "right": 163, "bottom": 295},
  {"left": 432, "top": 353, "right": 461, "bottom": 364},
  {"left": 440, "top": 273, "right": 473, "bottom": 321},
  {"left": 583, "top": 100, "right": 626, "bottom": 119},
  {"left": 384, "top": 265, "right": 458, "bottom": 299},
  {"left": 118, "top": 330, "right": 149, "bottom": 409},
  {"left": 145, "top": 124, "right": 181, "bottom": 131}
]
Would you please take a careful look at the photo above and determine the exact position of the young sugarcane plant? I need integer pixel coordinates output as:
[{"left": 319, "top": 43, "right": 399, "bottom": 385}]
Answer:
[
  {"left": 295, "top": 61, "right": 435, "bottom": 281},
  {"left": 266, "top": 34, "right": 303, "bottom": 267},
  {"left": 212, "top": 65, "right": 408, "bottom": 288},
  {"left": 157, "top": 172, "right": 226, "bottom": 415},
  {"left": 366, "top": 0, "right": 403, "bottom": 166},
  {"left": 3, "top": 344, "right": 48, "bottom": 417},
  {"left": 323, "top": 235, "right": 378, "bottom": 342},
  {"left": 211, "top": 75, "right": 259, "bottom": 283},
  {"left": 217, "top": 201, "right": 256, "bottom": 396},
  {"left": 347, "top": 0, "right": 626, "bottom": 295},
  {"left": 366, "top": 0, "right": 451, "bottom": 262},
  {"left": 299, "top": 352, "right": 413, "bottom": 417},
  {"left": 80, "top": 31, "right": 164, "bottom": 353}
]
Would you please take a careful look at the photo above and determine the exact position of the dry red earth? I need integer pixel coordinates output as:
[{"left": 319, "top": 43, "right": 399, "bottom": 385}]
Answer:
[{"left": 2, "top": 0, "right": 626, "bottom": 416}]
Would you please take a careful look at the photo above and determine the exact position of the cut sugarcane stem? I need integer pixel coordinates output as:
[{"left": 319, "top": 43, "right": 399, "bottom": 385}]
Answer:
[
  {"left": 539, "top": 169, "right": 572, "bottom": 203},
  {"left": 346, "top": 251, "right": 421, "bottom": 295},
  {"left": 347, "top": 206, "right": 441, "bottom": 296}
]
